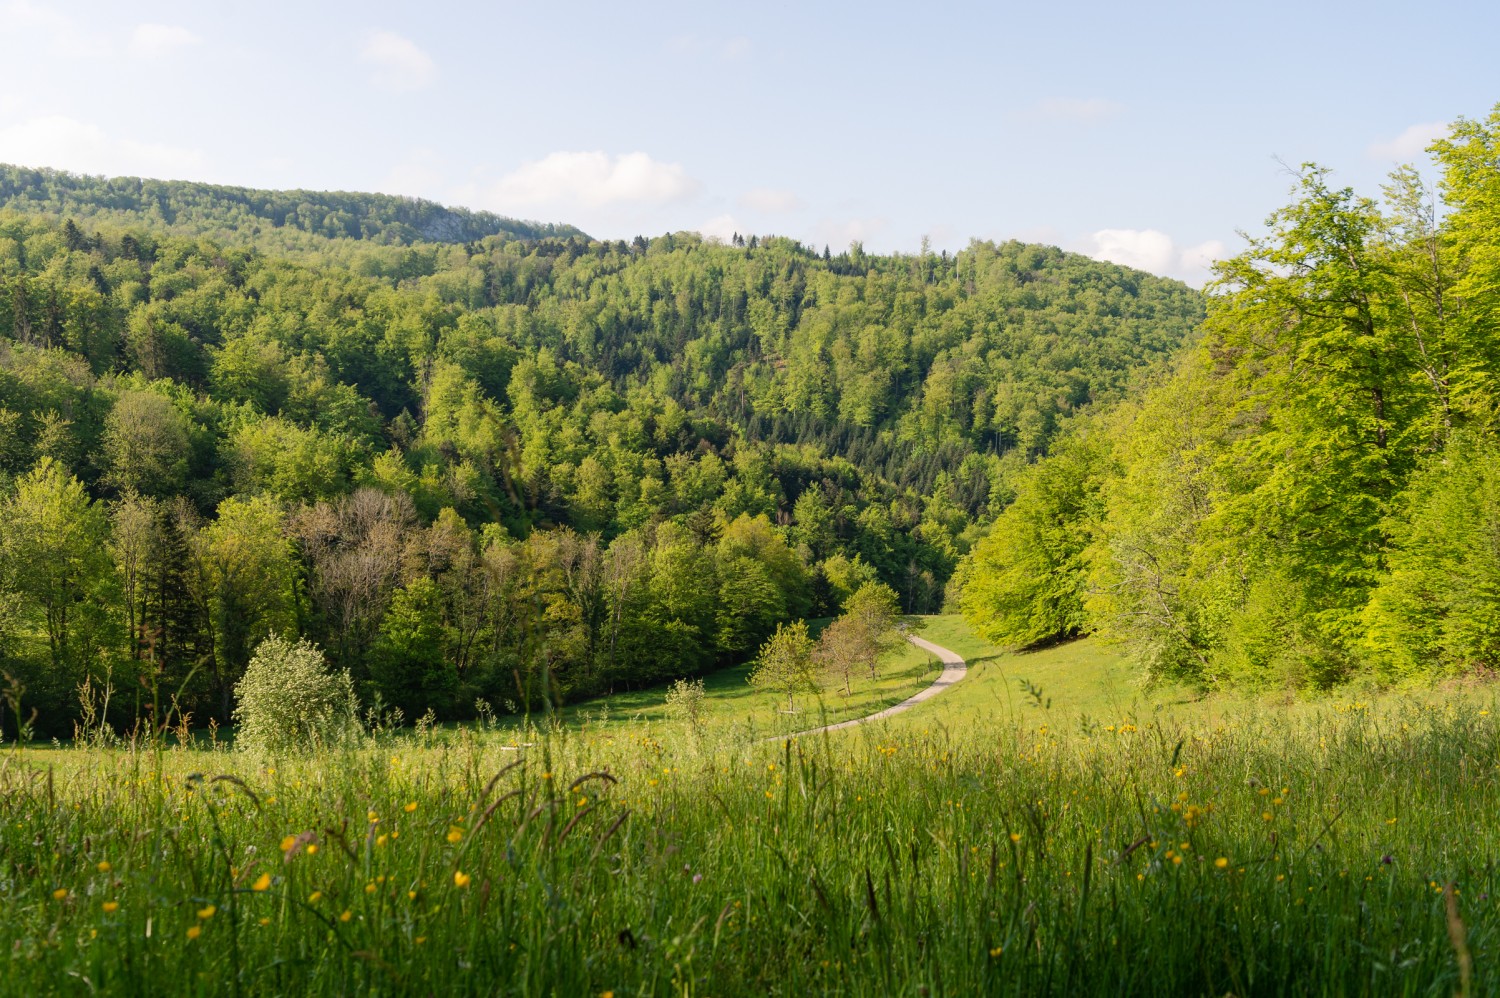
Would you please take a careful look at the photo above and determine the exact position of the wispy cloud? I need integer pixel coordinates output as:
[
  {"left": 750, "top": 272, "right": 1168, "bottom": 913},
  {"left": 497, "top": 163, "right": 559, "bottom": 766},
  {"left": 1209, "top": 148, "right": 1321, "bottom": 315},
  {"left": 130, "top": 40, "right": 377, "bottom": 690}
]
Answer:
[
  {"left": 3, "top": 1, "right": 111, "bottom": 58},
  {"left": 1368, "top": 121, "right": 1447, "bottom": 161},
  {"left": 489, "top": 151, "right": 700, "bottom": 210},
  {"left": 813, "top": 215, "right": 889, "bottom": 251},
  {"left": 129, "top": 24, "right": 200, "bottom": 59},
  {"left": 667, "top": 34, "right": 752, "bottom": 61},
  {"left": 1022, "top": 97, "right": 1124, "bottom": 123},
  {"left": 737, "top": 187, "right": 802, "bottom": 213},
  {"left": 0, "top": 114, "right": 206, "bottom": 178},
  {"left": 360, "top": 30, "right": 436, "bottom": 92}
]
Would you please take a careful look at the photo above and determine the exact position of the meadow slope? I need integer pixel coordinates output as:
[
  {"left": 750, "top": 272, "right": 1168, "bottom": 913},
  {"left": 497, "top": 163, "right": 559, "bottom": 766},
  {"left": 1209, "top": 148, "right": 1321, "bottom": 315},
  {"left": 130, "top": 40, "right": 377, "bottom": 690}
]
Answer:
[{"left": 1, "top": 617, "right": 1497, "bottom": 995}]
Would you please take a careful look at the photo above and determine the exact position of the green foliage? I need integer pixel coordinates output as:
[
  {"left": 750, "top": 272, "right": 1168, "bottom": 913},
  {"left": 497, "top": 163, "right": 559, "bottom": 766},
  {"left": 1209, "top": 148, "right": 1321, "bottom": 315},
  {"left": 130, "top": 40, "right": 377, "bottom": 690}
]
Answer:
[
  {"left": 663, "top": 676, "right": 707, "bottom": 733},
  {"left": 0, "top": 165, "right": 581, "bottom": 246},
  {"left": 1363, "top": 434, "right": 1500, "bottom": 677},
  {"left": 961, "top": 433, "right": 1106, "bottom": 648},
  {"left": 0, "top": 167, "right": 1196, "bottom": 732},
  {"left": 748, "top": 619, "right": 818, "bottom": 712},
  {"left": 372, "top": 578, "right": 457, "bottom": 718},
  {"left": 958, "top": 102, "right": 1500, "bottom": 690},
  {"left": 0, "top": 459, "right": 113, "bottom": 690},
  {"left": 231, "top": 633, "right": 360, "bottom": 753},
  {"left": 818, "top": 581, "right": 902, "bottom": 693},
  {"left": 191, "top": 495, "right": 298, "bottom": 718}
]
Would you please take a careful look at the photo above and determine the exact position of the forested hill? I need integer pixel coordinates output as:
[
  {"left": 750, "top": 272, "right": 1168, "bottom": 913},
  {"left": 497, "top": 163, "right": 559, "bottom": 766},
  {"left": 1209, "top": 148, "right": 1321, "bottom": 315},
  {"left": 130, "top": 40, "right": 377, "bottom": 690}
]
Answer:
[
  {"left": 0, "top": 179, "right": 1201, "bottom": 733},
  {"left": 0, "top": 165, "right": 582, "bottom": 245},
  {"left": 959, "top": 104, "right": 1500, "bottom": 693}
]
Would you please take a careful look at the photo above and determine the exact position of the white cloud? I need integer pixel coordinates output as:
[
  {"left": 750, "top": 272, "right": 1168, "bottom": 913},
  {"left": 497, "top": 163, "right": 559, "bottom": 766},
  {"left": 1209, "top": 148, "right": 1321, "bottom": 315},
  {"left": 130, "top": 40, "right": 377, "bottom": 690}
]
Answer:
[
  {"left": 1368, "top": 121, "right": 1447, "bottom": 161},
  {"left": 1178, "top": 239, "right": 1227, "bottom": 277},
  {"left": 490, "top": 151, "right": 699, "bottom": 210},
  {"left": 1084, "top": 228, "right": 1223, "bottom": 285},
  {"left": 4, "top": 0, "right": 70, "bottom": 33},
  {"left": 360, "top": 30, "right": 436, "bottom": 92},
  {"left": 722, "top": 36, "right": 752, "bottom": 60},
  {"left": 380, "top": 147, "right": 446, "bottom": 197},
  {"left": 3, "top": 1, "right": 111, "bottom": 58},
  {"left": 737, "top": 187, "right": 803, "bottom": 213},
  {"left": 129, "top": 24, "right": 200, "bottom": 59},
  {"left": 813, "top": 216, "right": 889, "bottom": 251},
  {"left": 0, "top": 114, "right": 205, "bottom": 178},
  {"left": 1025, "top": 97, "right": 1123, "bottom": 123},
  {"left": 698, "top": 214, "right": 741, "bottom": 243}
]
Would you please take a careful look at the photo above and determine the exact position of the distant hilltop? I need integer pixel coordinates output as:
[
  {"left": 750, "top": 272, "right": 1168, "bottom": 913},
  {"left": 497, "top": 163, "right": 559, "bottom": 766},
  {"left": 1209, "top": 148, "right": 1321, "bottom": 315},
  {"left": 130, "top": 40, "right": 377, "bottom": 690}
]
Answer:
[{"left": 0, "top": 164, "right": 585, "bottom": 246}]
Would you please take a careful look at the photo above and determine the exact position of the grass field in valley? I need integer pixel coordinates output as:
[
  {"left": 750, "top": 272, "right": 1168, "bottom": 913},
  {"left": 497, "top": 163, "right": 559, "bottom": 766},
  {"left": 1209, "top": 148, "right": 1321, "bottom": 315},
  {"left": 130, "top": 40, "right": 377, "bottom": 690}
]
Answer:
[{"left": 2, "top": 616, "right": 1498, "bottom": 995}]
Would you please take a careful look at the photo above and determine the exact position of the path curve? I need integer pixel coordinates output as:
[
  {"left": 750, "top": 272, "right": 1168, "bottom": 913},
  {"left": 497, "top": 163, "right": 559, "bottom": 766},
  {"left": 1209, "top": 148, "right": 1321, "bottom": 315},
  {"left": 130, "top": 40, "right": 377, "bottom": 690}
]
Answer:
[{"left": 778, "top": 633, "right": 967, "bottom": 738}]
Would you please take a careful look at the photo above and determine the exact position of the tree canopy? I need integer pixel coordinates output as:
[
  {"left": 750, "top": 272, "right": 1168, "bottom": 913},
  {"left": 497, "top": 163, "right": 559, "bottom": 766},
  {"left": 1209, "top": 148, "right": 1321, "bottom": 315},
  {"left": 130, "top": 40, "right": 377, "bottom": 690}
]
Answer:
[
  {"left": 961, "top": 103, "right": 1500, "bottom": 691},
  {"left": 0, "top": 168, "right": 1196, "bottom": 733}
]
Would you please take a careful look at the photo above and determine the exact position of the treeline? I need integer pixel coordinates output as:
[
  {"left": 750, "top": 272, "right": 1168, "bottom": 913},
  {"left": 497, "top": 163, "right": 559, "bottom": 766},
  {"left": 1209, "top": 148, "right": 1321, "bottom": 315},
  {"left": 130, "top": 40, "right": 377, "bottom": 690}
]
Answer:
[
  {"left": 961, "top": 104, "right": 1500, "bottom": 690},
  {"left": 1, "top": 463, "right": 828, "bottom": 734},
  {"left": 0, "top": 165, "right": 580, "bottom": 246},
  {"left": 0, "top": 173, "right": 1198, "bottom": 732}
]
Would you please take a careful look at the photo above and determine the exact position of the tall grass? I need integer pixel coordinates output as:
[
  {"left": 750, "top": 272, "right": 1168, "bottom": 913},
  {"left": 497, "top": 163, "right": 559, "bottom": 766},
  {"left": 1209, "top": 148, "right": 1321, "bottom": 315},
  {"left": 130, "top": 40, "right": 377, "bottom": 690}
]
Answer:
[{"left": 1, "top": 697, "right": 1495, "bottom": 995}]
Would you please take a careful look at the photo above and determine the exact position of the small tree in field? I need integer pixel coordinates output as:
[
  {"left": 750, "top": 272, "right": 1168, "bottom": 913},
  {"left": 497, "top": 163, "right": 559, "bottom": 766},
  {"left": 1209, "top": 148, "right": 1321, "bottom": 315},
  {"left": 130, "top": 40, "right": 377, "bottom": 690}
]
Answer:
[
  {"left": 816, "top": 616, "right": 862, "bottom": 696},
  {"left": 233, "top": 634, "right": 360, "bottom": 753},
  {"left": 665, "top": 677, "right": 707, "bottom": 737},
  {"left": 843, "top": 582, "right": 902, "bottom": 680},
  {"left": 749, "top": 620, "right": 818, "bottom": 713}
]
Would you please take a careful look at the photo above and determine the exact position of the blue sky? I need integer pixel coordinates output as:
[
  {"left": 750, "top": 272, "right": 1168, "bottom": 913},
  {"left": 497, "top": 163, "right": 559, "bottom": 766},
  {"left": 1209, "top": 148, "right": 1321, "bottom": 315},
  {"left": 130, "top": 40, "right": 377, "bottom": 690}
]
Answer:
[{"left": 1, "top": 0, "right": 1495, "bottom": 283}]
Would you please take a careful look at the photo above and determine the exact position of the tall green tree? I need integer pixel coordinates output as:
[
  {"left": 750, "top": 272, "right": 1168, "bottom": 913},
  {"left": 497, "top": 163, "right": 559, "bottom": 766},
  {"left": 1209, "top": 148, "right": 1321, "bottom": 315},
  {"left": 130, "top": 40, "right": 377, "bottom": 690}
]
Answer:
[{"left": 0, "top": 459, "right": 113, "bottom": 677}]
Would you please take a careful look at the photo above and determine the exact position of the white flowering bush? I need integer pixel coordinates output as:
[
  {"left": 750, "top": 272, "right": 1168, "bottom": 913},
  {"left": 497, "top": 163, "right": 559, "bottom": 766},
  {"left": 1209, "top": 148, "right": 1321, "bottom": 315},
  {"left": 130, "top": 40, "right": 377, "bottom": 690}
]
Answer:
[{"left": 232, "top": 634, "right": 361, "bottom": 753}]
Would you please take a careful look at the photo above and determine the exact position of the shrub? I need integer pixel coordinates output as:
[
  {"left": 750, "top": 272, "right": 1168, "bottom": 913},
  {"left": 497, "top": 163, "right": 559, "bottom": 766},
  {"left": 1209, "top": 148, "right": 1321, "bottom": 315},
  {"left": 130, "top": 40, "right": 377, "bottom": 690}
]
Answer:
[
  {"left": 233, "top": 634, "right": 360, "bottom": 753},
  {"left": 664, "top": 677, "right": 707, "bottom": 734}
]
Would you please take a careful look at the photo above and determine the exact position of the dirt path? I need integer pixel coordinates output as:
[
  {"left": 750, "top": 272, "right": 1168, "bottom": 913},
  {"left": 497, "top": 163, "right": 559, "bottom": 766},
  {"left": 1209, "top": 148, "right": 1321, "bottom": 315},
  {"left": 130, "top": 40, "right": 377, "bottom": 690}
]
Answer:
[{"left": 779, "top": 633, "right": 967, "bottom": 738}]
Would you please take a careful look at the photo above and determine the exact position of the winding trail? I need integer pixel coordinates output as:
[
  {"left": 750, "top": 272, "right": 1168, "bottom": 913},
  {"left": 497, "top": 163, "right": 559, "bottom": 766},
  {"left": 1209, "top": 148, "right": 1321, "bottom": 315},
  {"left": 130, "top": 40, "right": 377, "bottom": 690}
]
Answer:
[{"left": 779, "top": 633, "right": 967, "bottom": 738}]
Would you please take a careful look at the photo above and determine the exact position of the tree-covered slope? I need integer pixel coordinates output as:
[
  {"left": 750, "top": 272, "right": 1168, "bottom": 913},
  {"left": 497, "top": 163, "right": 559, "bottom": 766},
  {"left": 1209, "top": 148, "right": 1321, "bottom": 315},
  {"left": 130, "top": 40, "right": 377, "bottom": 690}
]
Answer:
[
  {"left": 0, "top": 164, "right": 582, "bottom": 246},
  {"left": 960, "top": 103, "right": 1500, "bottom": 692},
  {"left": 0, "top": 174, "right": 1200, "bottom": 733}
]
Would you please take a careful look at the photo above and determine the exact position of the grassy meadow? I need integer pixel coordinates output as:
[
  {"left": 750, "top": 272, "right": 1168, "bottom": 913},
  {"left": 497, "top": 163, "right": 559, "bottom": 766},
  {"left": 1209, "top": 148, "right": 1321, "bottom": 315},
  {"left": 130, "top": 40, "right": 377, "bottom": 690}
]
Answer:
[{"left": 2, "top": 616, "right": 1498, "bottom": 995}]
